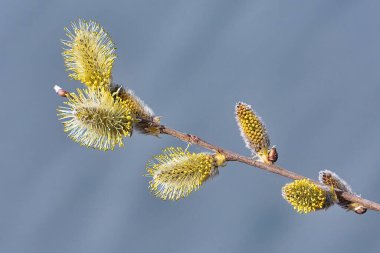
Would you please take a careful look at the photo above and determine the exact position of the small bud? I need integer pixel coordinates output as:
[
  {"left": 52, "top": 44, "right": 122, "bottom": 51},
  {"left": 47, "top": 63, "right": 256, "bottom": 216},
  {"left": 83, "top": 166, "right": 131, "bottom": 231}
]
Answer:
[
  {"left": 235, "top": 102, "right": 274, "bottom": 164},
  {"left": 54, "top": 85, "right": 69, "bottom": 97},
  {"left": 57, "top": 88, "right": 134, "bottom": 151},
  {"left": 146, "top": 147, "right": 226, "bottom": 200},
  {"left": 62, "top": 19, "right": 116, "bottom": 89},
  {"left": 351, "top": 204, "right": 367, "bottom": 215},
  {"left": 282, "top": 179, "right": 334, "bottom": 214},
  {"left": 268, "top": 147, "right": 278, "bottom": 163},
  {"left": 319, "top": 170, "right": 367, "bottom": 214}
]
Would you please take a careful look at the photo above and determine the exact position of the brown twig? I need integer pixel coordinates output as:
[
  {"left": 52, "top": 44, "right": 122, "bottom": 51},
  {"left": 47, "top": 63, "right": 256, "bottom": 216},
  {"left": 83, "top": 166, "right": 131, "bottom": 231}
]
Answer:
[
  {"left": 54, "top": 88, "right": 380, "bottom": 212},
  {"left": 156, "top": 122, "right": 380, "bottom": 212}
]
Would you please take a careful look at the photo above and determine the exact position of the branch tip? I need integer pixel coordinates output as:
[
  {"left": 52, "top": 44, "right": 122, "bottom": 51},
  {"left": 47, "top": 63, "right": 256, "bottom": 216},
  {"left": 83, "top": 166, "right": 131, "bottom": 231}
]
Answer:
[{"left": 54, "top": 85, "right": 69, "bottom": 97}]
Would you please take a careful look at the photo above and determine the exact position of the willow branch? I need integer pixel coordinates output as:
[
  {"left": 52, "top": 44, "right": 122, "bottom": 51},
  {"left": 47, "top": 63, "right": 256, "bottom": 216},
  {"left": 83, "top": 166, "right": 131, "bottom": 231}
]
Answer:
[
  {"left": 54, "top": 86, "right": 380, "bottom": 212},
  {"left": 152, "top": 122, "right": 380, "bottom": 212}
]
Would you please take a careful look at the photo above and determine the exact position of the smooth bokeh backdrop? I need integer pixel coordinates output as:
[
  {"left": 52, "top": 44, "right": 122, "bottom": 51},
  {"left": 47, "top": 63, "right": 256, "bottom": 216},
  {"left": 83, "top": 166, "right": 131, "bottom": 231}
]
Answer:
[{"left": 1, "top": 0, "right": 380, "bottom": 252}]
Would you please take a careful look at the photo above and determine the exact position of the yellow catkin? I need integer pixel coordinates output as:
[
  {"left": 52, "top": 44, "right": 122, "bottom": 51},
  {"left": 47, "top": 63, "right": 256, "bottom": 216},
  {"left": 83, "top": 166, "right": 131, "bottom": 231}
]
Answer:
[
  {"left": 235, "top": 102, "right": 271, "bottom": 164},
  {"left": 282, "top": 179, "right": 330, "bottom": 214},
  {"left": 62, "top": 19, "right": 116, "bottom": 89},
  {"left": 57, "top": 88, "right": 134, "bottom": 151},
  {"left": 146, "top": 147, "right": 226, "bottom": 200}
]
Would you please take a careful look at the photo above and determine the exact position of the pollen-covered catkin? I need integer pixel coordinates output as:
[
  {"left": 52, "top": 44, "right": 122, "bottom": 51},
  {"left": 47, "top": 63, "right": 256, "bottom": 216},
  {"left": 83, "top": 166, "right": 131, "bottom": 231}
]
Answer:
[
  {"left": 282, "top": 179, "right": 334, "bottom": 214},
  {"left": 62, "top": 19, "right": 116, "bottom": 89},
  {"left": 146, "top": 147, "right": 226, "bottom": 200},
  {"left": 57, "top": 88, "right": 134, "bottom": 151},
  {"left": 235, "top": 102, "right": 272, "bottom": 164}
]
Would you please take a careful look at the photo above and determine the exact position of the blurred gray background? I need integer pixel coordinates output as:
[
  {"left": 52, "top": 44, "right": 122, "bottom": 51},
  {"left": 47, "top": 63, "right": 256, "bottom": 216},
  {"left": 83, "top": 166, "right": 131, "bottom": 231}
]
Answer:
[{"left": 1, "top": 0, "right": 380, "bottom": 252}]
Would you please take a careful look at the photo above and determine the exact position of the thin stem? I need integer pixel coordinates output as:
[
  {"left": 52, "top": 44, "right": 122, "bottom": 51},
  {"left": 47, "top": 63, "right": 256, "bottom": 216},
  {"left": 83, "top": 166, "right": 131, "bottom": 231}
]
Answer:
[
  {"left": 54, "top": 88, "right": 380, "bottom": 213},
  {"left": 156, "top": 122, "right": 380, "bottom": 212}
]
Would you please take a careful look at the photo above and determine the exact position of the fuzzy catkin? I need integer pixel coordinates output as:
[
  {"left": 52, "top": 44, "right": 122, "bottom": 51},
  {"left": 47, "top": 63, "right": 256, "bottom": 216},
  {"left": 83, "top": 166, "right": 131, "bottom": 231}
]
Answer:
[
  {"left": 58, "top": 88, "right": 133, "bottom": 150},
  {"left": 111, "top": 85, "right": 161, "bottom": 136},
  {"left": 147, "top": 147, "right": 226, "bottom": 200},
  {"left": 319, "top": 170, "right": 367, "bottom": 214},
  {"left": 62, "top": 19, "right": 116, "bottom": 89},
  {"left": 282, "top": 179, "right": 334, "bottom": 214},
  {"left": 235, "top": 102, "right": 271, "bottom": 163}
]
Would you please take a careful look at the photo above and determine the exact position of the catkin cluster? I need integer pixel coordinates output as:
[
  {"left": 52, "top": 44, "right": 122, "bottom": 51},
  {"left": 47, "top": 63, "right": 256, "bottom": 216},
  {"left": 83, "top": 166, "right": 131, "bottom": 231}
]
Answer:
[
  {"left": 57, "top": 19, "right": 158, "bottom": 151},
  {"left": 55, "top": 19, "right": 367, "bottom": 214}
]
